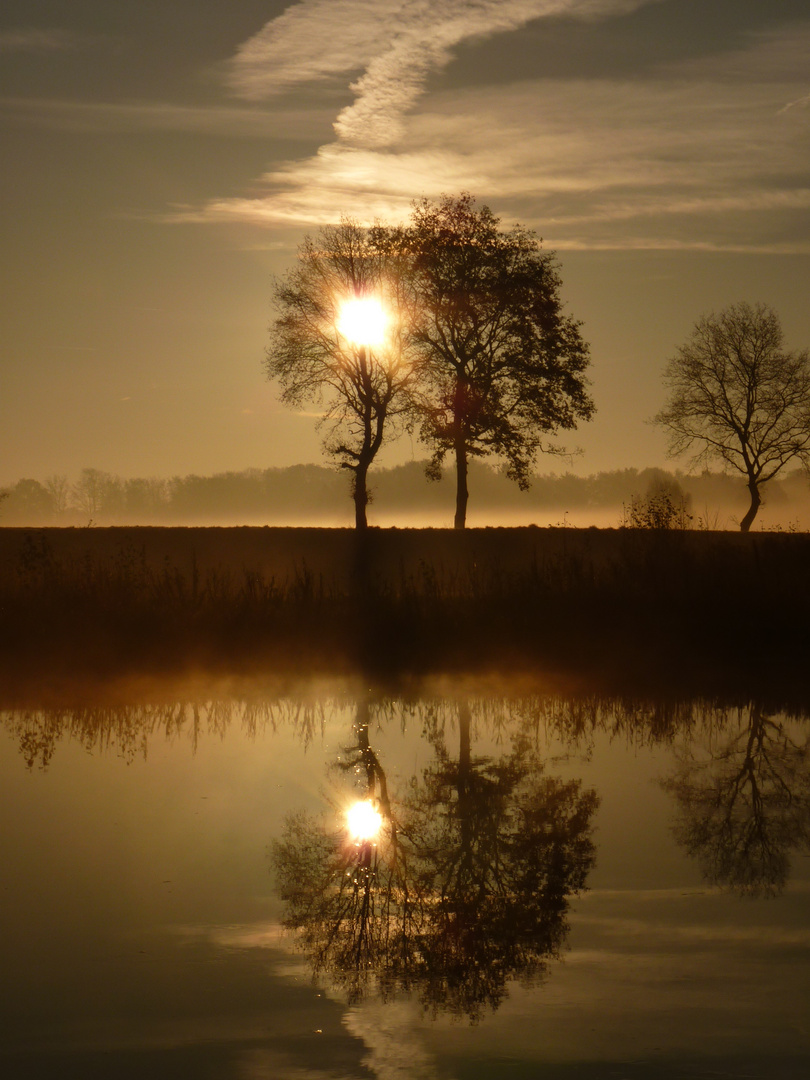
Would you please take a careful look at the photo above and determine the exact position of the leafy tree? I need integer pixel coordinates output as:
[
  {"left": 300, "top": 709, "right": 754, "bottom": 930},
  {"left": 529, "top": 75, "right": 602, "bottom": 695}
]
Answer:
[
  {"left": 654, "top": 302, "right": 810, "bottom": 531},
  {"left": 267, "top": 219, "right": 417, "bottom": 529},
  {"left": 405, "top": 194, "right": 594, "bottom": 528}
]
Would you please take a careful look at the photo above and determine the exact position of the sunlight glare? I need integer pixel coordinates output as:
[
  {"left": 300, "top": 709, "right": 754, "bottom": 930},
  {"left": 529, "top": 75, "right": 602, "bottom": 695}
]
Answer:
[
  {"left": 338, "top": 297, "right": 387, "bottom": 347},
  {"left": 347, "top": 799, "right": 382, "bottom": 841}
]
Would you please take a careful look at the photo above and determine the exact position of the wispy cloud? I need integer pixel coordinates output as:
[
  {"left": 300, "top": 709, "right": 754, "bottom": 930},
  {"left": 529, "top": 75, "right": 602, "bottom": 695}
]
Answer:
[
  {"left": 0, "top": 27, "right": 84, "bottom": 53},
  {"left": 779, "top": 91, "right": 810, "bottom": 114},
  {"left": 191, "top": 3, "right": 810, "bottom": 253},
  {"left": 228, "top": 0, "right": 655, "bottom": 148},
  {"left": 344, "top": 1001, "right": 440, "bottom": 1080}
]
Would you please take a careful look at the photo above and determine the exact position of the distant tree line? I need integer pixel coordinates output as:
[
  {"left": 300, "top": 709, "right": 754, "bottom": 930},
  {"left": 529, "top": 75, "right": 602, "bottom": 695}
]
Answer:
[{"left": 1, "top": 463, "right": 807, "bottom": 527}]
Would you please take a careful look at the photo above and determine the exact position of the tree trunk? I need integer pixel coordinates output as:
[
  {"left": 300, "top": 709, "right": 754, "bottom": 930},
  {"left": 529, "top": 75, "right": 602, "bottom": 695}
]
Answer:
[
  {"left": 454, "top": 439, "right": 468, "bottom": 530},
  {"left": 458, "top": 702, "right": 471, "bottom": 776},
  {"left": 740, "top": 477, "right": 761, "bottom": 533},
  {"left": 457, "top": 702, "right": 473, "bottom": 883},
  {"left": 352, "top": 343, "right": 375, "bottom": 532},
  {"left": 353, "top": 462, "right": 369, "bottom": 530}
]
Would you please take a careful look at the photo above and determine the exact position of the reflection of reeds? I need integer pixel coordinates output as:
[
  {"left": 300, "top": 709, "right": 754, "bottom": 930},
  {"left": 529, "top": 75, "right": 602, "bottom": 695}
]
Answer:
[
  {"left": 1, "top": 528, "right": 809, "bottom": 693},
  {"left": 3, "top": 686, "right": 808, "bottom": 771}
]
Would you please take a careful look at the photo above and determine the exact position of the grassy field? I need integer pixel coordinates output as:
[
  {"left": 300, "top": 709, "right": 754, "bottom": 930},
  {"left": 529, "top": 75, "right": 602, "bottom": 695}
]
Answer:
[{"left": 1, "top": 525, "right": 808, "bottom": 701}]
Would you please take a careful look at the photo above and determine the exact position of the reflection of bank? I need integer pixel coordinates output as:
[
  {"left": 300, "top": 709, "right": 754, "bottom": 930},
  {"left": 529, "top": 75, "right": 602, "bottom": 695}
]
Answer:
[
  {"left": 270, "top": 698, "right": 599, "bottom": 1021},
  {"left": 663, "top": 702, "right": 810, "bottom": 897}
]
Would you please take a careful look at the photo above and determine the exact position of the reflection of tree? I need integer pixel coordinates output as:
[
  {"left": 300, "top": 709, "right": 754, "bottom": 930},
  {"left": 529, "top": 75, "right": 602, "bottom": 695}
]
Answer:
[
  {"left": 662, "top": 703, "right": 810, "bottom": 896},
  {"left": 271, "top": 700, "right": 599, "bottom": 1020},
  {"left": 272, "top": 698, "right": 408, "bottom": 1006}
]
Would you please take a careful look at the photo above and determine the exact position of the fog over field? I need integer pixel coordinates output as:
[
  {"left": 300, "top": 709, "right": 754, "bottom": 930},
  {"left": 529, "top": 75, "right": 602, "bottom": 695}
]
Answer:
[{"left": 2, "top": 461, "right": 809, "bottom": 531}]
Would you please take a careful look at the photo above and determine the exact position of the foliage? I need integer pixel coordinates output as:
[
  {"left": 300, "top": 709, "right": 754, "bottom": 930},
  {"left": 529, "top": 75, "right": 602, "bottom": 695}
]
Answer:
[
  {"left": 265, "top": 193, "right": 593, "bottom": 529},
  {"left": 622, "top": 475, "right": 693, "bottom": 529},
  {"left": 404, "top": 193, "right": 594, "bottom": 528},
  {"left": 654, "top": 302, "right": 810, "bottom": 531}
]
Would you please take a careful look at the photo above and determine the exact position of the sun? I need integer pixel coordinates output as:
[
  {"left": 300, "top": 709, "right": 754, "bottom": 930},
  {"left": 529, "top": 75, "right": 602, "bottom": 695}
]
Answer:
[
  {"left": 346, "top": 799, "right": 383, "bottom": 841},
  {"left": 337, "top": 297, "right": 387, "bottom": 347}
]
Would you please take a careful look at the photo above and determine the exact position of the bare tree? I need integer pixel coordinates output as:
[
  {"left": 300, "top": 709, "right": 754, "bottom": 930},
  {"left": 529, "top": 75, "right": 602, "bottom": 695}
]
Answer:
[
  {"left": 654, "top": 302, "right": 810, "bottom": 531},
  {"left": 267, "top": 219, "right": 417, "bottom": 529},
  {"left": 43, "top": 474, "right": 70, "bottom": 516},
  {"left": 662, "top": 703, "right": 810, "bottom": 897},
  {"left": 406, "top": 194, "right": 594, "bottom": 529},
  {"left": 71, "top": 468, "right": 122, "bottom": 519}
]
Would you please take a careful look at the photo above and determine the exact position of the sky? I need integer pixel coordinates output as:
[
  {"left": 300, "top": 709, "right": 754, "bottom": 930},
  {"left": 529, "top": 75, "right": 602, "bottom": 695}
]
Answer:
[{"left": 1, "top": 0, "right": 809, "bottom": 487}]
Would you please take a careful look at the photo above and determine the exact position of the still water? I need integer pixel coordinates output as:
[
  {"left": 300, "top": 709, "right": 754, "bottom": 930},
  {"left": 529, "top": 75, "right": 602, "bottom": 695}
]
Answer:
[{"left": 1, "top": 682, "right": 809, "bottom": 1079}]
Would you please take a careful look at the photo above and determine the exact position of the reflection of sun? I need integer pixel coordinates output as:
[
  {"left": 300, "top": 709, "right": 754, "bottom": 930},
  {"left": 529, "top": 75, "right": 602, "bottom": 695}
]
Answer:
[
  {"left": 347, "top": 799, "right": 382, "bottom": 841},
  {"left": 338, "top": 297, "right": 387, "bottom": 347}
]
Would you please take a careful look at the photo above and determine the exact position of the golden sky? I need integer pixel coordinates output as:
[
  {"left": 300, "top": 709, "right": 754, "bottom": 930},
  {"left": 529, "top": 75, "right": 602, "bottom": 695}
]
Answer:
[{"left": 1, "top": 0, "right": 809, "bottom": 484}]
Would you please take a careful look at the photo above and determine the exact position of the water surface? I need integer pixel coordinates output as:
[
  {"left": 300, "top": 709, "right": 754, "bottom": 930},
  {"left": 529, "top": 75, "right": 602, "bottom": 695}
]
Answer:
[{"left": 2, "top": 683, "right": 808, "bottom": 1079}]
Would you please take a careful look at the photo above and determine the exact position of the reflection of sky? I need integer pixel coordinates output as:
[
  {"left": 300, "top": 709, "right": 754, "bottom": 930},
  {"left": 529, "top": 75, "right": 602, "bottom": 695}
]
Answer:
[{"left": 1, "top": 700, "right": 808, "bottom": 1078}]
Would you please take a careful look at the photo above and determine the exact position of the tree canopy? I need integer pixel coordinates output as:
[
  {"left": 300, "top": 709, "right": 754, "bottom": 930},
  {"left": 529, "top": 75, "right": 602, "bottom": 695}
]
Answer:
[
  {"left": 654, "top": 301, "right": 810, "bottom": 531},
  {"left": 266, "top": 195, "right": 594, "bottom": 528},
  {"left": 406, "top": 194, "right": 594, "bottom": 528}
]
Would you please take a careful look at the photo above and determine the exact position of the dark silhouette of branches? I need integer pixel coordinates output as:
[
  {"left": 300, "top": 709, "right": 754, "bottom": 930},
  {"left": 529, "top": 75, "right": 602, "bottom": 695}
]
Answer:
[
  {"left": 270, "top": 699, "right": 598, "bottom": 1020},
  {"left": 654, "top": 302, "right": 810, "bottom": 532},
  {"left": 267, "top": 219, "right": 419, "bottom": 529},
  {"left": 662, "top": 703, "right": 810, "bottom": 896}
]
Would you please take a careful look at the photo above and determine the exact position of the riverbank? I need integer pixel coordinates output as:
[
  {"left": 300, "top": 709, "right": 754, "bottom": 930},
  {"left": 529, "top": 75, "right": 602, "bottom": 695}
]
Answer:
[{"left": 1, "top": 526, "right": 808, "bottom": 701}]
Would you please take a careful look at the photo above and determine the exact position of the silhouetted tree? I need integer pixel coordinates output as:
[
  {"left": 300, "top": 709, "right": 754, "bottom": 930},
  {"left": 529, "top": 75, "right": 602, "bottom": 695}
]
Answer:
[
  {"left": 271, "top": 699, "right": 408, "bottom": 1005},
  {"left": 405, "top": 194, "right": 593, "bottom": 528},
  {"left": 122, "top": 477, "right": 170, "bottom": 519},
  {"left": 2, "top": 478, "right": 54, "bottom": 522},
  {"left": 662, "top": 703, "right": 810, "bottom": 896},
  {"left": 267, "top": 219, "right": 418, "bottom": 529},
  {"left": 654, "top": 302, "right": 810, "bottom": 531}
]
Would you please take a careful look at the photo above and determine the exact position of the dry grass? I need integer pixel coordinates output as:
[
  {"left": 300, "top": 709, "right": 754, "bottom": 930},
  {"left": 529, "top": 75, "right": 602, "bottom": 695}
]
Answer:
[{"left": 0, "top": 526, "right": 808, "bottom": 699}]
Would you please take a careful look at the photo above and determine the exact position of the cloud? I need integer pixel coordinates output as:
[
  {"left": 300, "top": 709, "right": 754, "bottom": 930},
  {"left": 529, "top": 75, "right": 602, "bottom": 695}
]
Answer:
[
  {"left": 227, "top": 0, "right": 657, "bottom": 147},
  {"left": 169, "top": 141, "right": 484, "bottom": 226},
  {"left": 780, "top": 91, "right": 810, "bottom": 114},
  {"left": 192, "top": 67, "right": 810, "bottom": 251},
  {"left": 0, "top": 27, "right": 83, "bottom": 53},
  {"left": 344, "top": 1001, "right": 441, "bottom": 1080},
  {"left": 190, "top": 4, "right": 810, "bottom": 253}
]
